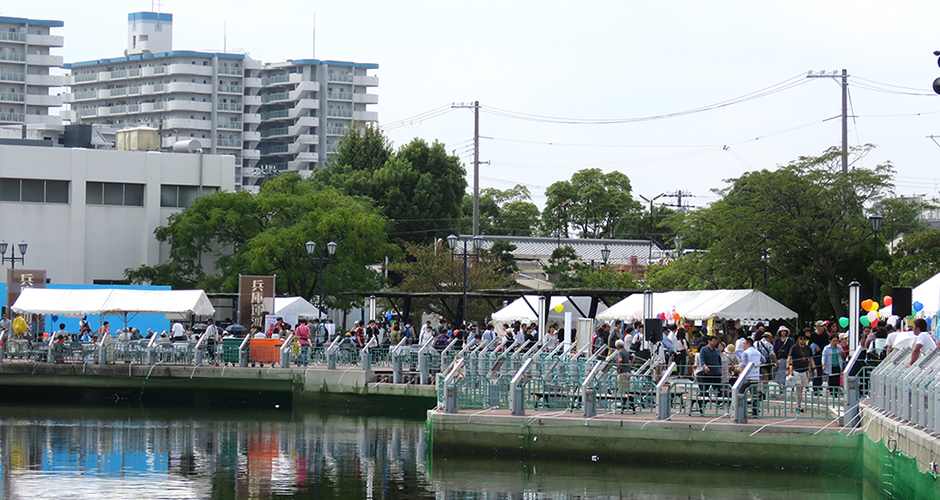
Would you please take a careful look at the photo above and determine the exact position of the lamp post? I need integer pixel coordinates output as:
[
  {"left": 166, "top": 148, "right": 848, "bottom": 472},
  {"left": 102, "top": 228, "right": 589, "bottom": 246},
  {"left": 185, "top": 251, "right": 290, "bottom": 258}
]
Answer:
[
  {"left": 306, "top": 240, "right": 337, "bottom": 323},
  {"left": 0, "top": 240, "right": 27, "bottom": 269},
  {"left": 601, "top": 243, "right": 610, "bottom": 267},
  {"left": 639, "top": 193, "right": 665, "bottom": 266},
  {"left": 447, "top": 234, "right": 483, "bottom": 327},
  {"left": 869, "top": 214, "right": 883, "bottom": 298}
]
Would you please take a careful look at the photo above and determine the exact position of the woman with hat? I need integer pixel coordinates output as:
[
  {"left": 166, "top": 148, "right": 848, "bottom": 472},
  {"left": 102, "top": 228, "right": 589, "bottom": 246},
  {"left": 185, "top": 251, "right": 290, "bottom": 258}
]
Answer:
[{"left": 773, "top": 325, "right": 794, "bottom": 361}]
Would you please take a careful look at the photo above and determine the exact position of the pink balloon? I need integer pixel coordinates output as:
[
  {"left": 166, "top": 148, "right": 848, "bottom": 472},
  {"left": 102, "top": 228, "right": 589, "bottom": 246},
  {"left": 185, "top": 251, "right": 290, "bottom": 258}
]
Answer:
[{"left": 634, "top": 311, "right": 642, "bottom": 318}]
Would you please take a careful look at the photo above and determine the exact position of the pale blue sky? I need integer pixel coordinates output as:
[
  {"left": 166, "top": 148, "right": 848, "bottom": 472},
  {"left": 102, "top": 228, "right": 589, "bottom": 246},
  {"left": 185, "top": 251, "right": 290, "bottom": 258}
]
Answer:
[{"left": 11, "top": 1, "right": 940, "bottom": 208}]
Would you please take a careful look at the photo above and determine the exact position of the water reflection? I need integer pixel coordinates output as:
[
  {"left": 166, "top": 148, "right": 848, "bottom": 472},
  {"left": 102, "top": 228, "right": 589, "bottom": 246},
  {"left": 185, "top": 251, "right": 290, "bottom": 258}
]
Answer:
[{"left": 0, "top": 405, "right": 864, "bottom": 499}]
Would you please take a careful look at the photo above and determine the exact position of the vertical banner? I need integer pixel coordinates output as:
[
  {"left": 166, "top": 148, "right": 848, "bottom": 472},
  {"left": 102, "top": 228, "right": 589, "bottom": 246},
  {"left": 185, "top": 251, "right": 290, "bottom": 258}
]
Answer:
[
  {"left": 7, "top": 269, "right": 46, "bottom": 311},
  {"left": 238, "top": 275, "right": 275, "bottom": 330}
]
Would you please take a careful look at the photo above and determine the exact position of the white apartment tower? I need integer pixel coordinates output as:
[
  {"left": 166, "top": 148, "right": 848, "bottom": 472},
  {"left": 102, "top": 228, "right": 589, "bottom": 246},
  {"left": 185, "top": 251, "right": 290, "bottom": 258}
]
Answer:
[
  {"left": 64, "top": 12, "right": 378, "bottom": 189},
  {"left": 0, "top": 15, "right": 65, "bottom": 126}
]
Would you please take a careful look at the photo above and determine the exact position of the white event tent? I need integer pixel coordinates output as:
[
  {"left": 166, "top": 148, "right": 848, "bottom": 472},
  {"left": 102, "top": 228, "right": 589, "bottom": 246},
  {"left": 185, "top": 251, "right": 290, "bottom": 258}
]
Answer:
[
  {"left": 11, "top": 288, "right": 215, "bottom": 317},
  {"left": 491, "top": 295, "right": 607, "bottom": 323},
  {"left": 912, "top": 272, "right": 940, "bottom": 318},
  {"left": 273, "top": 297, "right": 322, "bottom": 318},
  {"left": 596, "top": 289, "right": 797, "bottom": 323}
]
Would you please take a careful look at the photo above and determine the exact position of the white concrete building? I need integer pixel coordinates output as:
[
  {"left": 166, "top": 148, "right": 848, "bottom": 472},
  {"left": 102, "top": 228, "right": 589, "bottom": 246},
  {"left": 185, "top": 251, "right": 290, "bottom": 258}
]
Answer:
[
  {"left": 0, "top": 140, "right": 235, "bottom": 284},
  {"left": 63, "top": 11, "right": 378, "bottom": 190},
  {"left": 0, "top": 15, "right": 65, "bottom": 126}
]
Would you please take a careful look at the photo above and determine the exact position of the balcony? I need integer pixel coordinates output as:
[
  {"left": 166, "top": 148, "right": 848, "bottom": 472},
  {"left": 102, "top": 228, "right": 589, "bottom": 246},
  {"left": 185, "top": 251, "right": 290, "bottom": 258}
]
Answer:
[
  {"left": 109, "top": 69, "right": 127, "bottom": 79},
  {"left": 166, "top": 82, "right": 213, "bottom": 94},
  {"left": 353, "top": 110, "right": 378, "bottom": 122},
  {"left": 354, "top": 75, "right": 379, "bottom": 86},
  {"left": 109, "top": 87, "right": 127, "bottom": 97},
  {"left": 242, "top": 130, "right": 261, "bottom": 142},
  {"left": 261, "top": 126, "right": 290, "bottom": 138},
  {"left": 217, "top": 102, "right": 243, "bottom": 112},
  {"left": 25, "top": 73, "right": 66, "bottom": 86},
  {"left": 328, "top": 72, "right": 353, "bottom": 83},
  {"left": 24, "top": 114, "right": 61, "bottom": 126},
  {"left": 243, "top": 113, "right": 260, "bottom": 124},
  {"left": 72, "top": 72, "right": 98, "bottom": 83},
  {"left": 127, "top": 85, "right": 141, "bottom": 95},
  {"left": 262, "top": 74, "right": 289, "bottom": 86},
  {"left": 217, "top": 119, "right": 242, "bottom": 130},
  {"left": 0, "top": 112, "right": 25, "bottom": 122},
  {"left": 166, "top": 63, "right": 213, "bottom": 77},
  {"left": 0, "top": 52, "right": 26, "bottom": 63},
  {"left": 218, "top": 84, "right": 243, "bottom": 94},
  {"left": 164, "top": 100, "right": 212, "bottom": 113},
  {"left": 326, "top": 126, "right": 347, "bottom": 136},
  {"left": 244, "top": 95, "right": 262, "bottom": 106},
  {"left": 353, "top": 93, "right": 379, "bottom": 104},
  {"left": 261, "top": 109, "right": 289, "bottom": 121},
  {"left": 0, "top": 71, "right": 26, "bottom": 83},
  {"left": 262, "top": 91, "right": 290, "bottom": 104},
  {"left": 0, "top": 32, "right": 26, "bottom": 43},
  {"left": 327, "top": 92, "right": 353, "bottom": 101},
  {"left": 260, "top": 144, "right": 289, "bottom": 156},
  {"left": 326, "top": 108, "right": 352, "bottom": 118},
  {"left": 218, "top": 66, "right": 243, "bottom": 76},
  {"left": 243, "top": 77, "right": 262, "bottom": 88},
  {"left": 0, "top": 92, "right": 25, "bottom": 103},
  {"left": 242, "top": 149, "right": 261, "bottom": 160},
  {"left": 217, "top": 138, "right": 243, "bottom": 148},
  {"left": 26, "top": 33, "right": 64, "bottom": 47},
  {"left": 24, "top": 94, "right": 62, "bottom": 106},
  {"left": 162, "top": 117, "right": 212, "bottom": 131}
]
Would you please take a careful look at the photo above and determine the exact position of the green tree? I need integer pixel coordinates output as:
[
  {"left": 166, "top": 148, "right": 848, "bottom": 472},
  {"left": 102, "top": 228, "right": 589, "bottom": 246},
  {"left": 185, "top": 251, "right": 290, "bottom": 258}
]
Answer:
[
  {"left": 315, "top": 123, "right": 467, "bottom": 243},
  {"left": 872, "top": 231, "right": 940, "bottom": 291},
  {"left": 659, "top": 145, "right": 894, "bottom": 319},
  {"left": 542, "top": 168, "right": 643, "bottom": 239},
  {"left": 125, "top": 174, "right": 396, "bottom": 312},
  {"left": 463, "top": 185, "right": 540, "bottom": 236},
  {"left": 542, "top": 245, "right": 639, "bottom": 289},
  {"left": 389, "top": 241, "right": 514, "bottom": 325}
]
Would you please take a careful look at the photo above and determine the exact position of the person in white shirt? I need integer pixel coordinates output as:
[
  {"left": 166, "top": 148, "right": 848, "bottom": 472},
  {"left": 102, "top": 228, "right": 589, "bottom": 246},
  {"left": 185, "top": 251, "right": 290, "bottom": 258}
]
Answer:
[
  {"left": 887, "top": 326, "right": 916, "bottom": 355},
  {"left": 909, "top": 318, "right": 937, "bottom": 367},
  {"left": 481, "top": 324, "right": 497, "bottom": 348},
  {"left": 739, "top": 337, "right": 764, "bottom": 416}
]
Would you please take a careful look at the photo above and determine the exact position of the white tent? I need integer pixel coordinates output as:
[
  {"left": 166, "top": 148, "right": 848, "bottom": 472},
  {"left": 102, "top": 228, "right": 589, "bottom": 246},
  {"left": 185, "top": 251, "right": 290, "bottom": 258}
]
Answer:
[
  {"left": 597, "top": 289, "right": 796, "bottom": 322},
  {"left": 491, "top": 295, "right": 606, "bottom": 323},
  {"left": 912, "top": 272, "right": 940, "bottom": 318},
  {"left": 11, "top": 288, "right": 216, "bottom": 317},
  {"left": 274, "top": 296, "right": 322, "bottom": 318}
]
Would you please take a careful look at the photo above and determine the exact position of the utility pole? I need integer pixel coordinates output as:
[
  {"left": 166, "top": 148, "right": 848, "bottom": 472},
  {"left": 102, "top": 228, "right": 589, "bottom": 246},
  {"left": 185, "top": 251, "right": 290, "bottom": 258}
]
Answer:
[
  {"left": 807, "top": 69, "right": 849, "bottom": 173},
  {"left": 661, "top": 190, "right": 694, "bottom": 212},
  {"left": 639, "top": 193, "right": 665, "bottom": 265},
  {"left": 452, "top": 102, "right": 481, "bottom": 235}
]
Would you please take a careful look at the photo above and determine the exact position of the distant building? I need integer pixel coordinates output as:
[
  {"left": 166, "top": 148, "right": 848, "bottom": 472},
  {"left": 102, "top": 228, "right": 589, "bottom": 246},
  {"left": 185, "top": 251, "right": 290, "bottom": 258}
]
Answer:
[
  {"left": 63, "top": 11, "right": 378, "bottom": 191},
  {"left": 0, "top": 15, "right": 65, "bottom": 127},
  {"left": 449, "top": 235, "right": 662, "bottom": 289},
  {"left": 0, "top": 139, "right": 235, "bottom": 284}
]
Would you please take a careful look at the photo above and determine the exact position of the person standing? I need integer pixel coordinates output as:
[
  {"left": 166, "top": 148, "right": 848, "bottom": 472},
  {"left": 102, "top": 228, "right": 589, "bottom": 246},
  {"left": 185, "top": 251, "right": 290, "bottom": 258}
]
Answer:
[
  {"left": 739, "top": 337, "right": 764, "bottom": 415},
  {"left": 787, "top": 334, "right": 816, "bottom": 412},
  {"left": 908, "top": 318, "right": 937, "bottom": 367},
  {"left": 673, "top": 328, "right": 689, "bottom": 377},
  {"left": 699, "top": 336, "right": 723, "bottom": 398},
  {"left": 821, "top": 334, "right": 845, "bottom": 393},
  {"left": 295, "top": 319, "right": 311, "bottom": 364},
  {"left": 615, "top": 339, "right": 634, "bottom": 394}
]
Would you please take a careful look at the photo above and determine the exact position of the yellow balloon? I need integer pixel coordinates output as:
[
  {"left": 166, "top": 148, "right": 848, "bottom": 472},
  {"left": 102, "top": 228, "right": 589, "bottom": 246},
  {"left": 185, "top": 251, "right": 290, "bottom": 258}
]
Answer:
[
  {"left": 871, "top": 302, "right": 879, "bottom": 311},
  {"left": 553, "top": 304, "right": 564, "bottom": 313}
]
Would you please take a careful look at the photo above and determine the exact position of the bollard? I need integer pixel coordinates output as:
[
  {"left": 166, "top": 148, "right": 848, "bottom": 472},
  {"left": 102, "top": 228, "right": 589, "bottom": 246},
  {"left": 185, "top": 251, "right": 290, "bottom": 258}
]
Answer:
[
  {"left": 361, "top": 348, "right": 372, "bottom": 373},
  {"left": 844, "top": 375, "right": 860, "bottom": 427},
  {"left": 656, "top": 388, "right": 670, "bottom": 420},
  {"left": 444, "top": 383, "right": 458, "bottom": 413},
  {"left": 194, "top": 349, "right": 203, "bottom": 367},
  {"left": 239, "top": 348, "right": 248, "bottom": 367},
  {"left": 582, "top": 387, "right": 596, "bottom": 418},
  {"left": 327, "top": 347, "right": 336, "bottom": 370},
  {"left": 392, "top": 349, "right": 402, "bottom": 384},
  {"left": 732, "top": 389, "right": 748, "bottom": 424},
  {"left": 97, "top": 344, "right": 107, "bottom": 365},
  {"left": 419, "top": 351, "right": 429, "bottom": 385},
  {"left": 510, "top": 385, "right": 525, "bottom": 416}
]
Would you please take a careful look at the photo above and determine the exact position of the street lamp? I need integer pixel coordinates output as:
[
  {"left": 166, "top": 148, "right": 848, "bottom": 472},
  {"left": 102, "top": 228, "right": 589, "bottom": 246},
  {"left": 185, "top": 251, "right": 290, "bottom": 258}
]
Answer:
[
  {"left": 869, "top": 214, "right": 884, "bottom": 298},
  {"left": 447, "top": 234, "right": 483, "bottom": 327},
  {"left": 306, "top": 240, "right": 337, "bottom": 322},
  {"left": 600, "top": 243, "right": 611, "bottom": 266},
  {"left": 0, "top": 240, "right": 27, "bottom": 269}
]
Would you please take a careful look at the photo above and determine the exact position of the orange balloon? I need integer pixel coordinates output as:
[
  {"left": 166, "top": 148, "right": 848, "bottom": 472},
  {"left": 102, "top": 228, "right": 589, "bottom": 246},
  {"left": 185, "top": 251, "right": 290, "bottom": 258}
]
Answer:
[
  {"left": 861, "top": 299, "right": 873, "bottom": 312},
  {"left": 672, "top": 312, "right": 681, "bottom": 320}
]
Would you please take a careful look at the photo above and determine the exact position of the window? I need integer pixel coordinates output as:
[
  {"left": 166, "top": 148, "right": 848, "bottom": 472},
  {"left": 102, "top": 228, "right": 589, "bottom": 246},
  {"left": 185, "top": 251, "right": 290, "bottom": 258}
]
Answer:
[
  {"left": 86, "top": 182, "right": 144, "bottom": 206},
  {"left": 161, "top": 185, "right": 217, "bottom": 208},
  {"left": 0, "top": 178, "right": 69, "bottom": 204}
]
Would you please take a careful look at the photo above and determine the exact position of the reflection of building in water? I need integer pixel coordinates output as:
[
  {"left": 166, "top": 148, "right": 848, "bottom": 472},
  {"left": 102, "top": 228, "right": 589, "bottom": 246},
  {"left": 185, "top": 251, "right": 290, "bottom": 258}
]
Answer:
[{"left": 0, "top": 413, "right": 429, "bottom": 498}]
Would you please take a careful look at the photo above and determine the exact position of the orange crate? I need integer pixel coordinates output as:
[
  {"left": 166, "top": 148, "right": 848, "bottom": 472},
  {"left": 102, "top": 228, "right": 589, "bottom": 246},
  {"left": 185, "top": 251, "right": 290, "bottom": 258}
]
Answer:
[{"left": 249, "top": 338, "right": 283, "bottom": 364}]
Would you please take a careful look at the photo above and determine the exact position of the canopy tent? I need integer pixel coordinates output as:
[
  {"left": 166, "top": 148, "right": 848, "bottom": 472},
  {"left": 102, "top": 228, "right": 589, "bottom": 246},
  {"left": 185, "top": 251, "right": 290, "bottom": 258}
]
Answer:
[
  {"left": 596, "top": 289, "right": 797, "bottom": 322},
  {"left": 11, "top": 288, "right": 215, "bottom": 317},
  {"left": 912, "top": 272, "right": 940, "bottom": 318},
  {"left": 274, "top": 297, "right": 322, "bottom": 318},
  {"left": 490, "top": 295, "right": 607, "bottom": 323}
]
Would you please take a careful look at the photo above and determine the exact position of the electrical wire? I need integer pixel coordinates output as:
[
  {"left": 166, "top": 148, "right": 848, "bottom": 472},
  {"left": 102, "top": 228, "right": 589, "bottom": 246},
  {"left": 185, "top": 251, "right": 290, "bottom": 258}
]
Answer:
[
  {"left": 381, "top": 104, "right": 455, "bottom": 131},
  {"left": 478, "top": 74, "right": 810, "bottom": 125}
]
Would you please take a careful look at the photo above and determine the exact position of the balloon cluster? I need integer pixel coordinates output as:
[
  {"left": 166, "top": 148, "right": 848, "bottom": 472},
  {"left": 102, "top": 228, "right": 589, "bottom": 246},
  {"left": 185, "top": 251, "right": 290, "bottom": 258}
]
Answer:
[{"left": 840, "top": 295, "right": 926, "bottom": 328}]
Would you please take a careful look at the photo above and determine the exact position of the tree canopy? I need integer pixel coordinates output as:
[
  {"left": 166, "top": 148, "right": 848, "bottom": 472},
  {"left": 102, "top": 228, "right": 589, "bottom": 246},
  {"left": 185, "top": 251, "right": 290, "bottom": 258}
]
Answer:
[
  {"left": 125, "top": 174, "right": 396, "bottom": 312},
  {"left": 462, "top": 185, "right": 540, "bottom": 236},
  {"left": 313, "top": 123, "right": 467, "bottom": 243},
  {"left": 541, "top": 168, "right": 643, "bottom": 239}
]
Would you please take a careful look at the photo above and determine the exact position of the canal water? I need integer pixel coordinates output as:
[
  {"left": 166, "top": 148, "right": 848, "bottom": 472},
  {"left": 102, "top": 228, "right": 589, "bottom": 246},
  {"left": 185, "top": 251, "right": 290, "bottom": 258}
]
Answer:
[{"left": 0, "top": 404, "right": 869, "bottom": 499}]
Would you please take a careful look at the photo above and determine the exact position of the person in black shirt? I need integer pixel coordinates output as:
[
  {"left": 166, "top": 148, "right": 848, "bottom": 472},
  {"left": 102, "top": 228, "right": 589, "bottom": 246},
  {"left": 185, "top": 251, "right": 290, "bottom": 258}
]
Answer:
[{"left": 787, "top": 334, "right": 816, "bottom": 412}]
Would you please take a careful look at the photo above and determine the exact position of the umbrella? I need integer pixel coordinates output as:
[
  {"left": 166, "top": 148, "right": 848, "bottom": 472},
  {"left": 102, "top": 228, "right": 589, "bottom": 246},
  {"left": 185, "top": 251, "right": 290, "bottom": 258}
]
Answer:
[{"left": 225, "top": 324, "right": 247, "bottom": 333}]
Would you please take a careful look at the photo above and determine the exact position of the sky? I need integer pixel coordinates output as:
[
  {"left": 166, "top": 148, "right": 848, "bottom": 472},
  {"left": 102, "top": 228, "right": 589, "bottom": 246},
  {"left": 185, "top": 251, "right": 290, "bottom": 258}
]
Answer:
[{"left": 9, "top": 1, "right": 940, "bottom": 210}]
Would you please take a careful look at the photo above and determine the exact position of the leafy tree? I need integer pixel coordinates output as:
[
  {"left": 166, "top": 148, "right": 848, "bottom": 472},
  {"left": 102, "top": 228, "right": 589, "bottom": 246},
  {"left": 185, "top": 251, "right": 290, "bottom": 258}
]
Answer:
[
  {"left": 125, "top": 174, "right": 396, "bottom": 312},
  {"left": 389, "top": 241, "right": 514, "bottom": 325},
  {"left": 488, "top": 239, "right": 519, "bottom": 277},
  {"left": 315, "top": 123, "right": 467, "bottom": 243},
  {"left": 541, "top": 245, "right": 639, "bottom": 289},
  {"left": 542, "top": 168, "right": 643, "bottom": 239},
  {"left": 462, "top": 185, "right": 540, "bottom": 236},
  {"left": 872, "top": 231, "right": 940, "bottom": 291},
  {"left": 659, "top": 145, "right": 894, "bottom": 319}
]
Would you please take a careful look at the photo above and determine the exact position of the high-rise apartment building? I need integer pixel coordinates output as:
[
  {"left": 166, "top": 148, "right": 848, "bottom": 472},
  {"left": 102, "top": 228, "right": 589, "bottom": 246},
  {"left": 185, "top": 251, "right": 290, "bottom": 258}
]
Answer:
[
  {"left": 64, "top": 12, "right": 378, "bottom": 189},
  {"left": 0, "top": 15, "right": 65, "bottom": 126}
]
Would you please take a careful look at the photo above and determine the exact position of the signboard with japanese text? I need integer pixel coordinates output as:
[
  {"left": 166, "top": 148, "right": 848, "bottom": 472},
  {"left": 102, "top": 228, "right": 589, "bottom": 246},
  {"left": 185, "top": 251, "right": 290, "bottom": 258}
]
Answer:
[
  {"left": 238, "top": 275, "right": 274, "bottom": 330},
  {"left": 6, "top": 269, "right": 46, "bottom": 313}
]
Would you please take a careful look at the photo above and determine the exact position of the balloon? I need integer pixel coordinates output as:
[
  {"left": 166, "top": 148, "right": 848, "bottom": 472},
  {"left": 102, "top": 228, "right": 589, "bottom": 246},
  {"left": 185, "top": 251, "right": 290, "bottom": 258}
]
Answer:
[
  {"left": 871, "top": 318, "right": 879, "bottom": 327},
  {"left": 862, "top": 299, "right": 873, "bottom": 312},
  {"left": 672, "top": 312, "right": 681, "bottom": 321},
  {"left": 928, "top": 318, "right": 933, "bottom": 328},
  {"left": 860, "top": 316, "right": 870, "bottom": 327},
  {"left": 883, "top": 296, "right": 893, "bottom": 306},
  {"left": 867, "top": 310, "right": 878, "bottom": 323},
  {"left": 913, "top": 301, "right": 924, "bottom": 312},
  {"left": 882, "top": 305, "right": 892, "bottom": 318},
  {"left": 908, "top": 314, "right": 917, "bottom": 319},
  {"left": 838, "top": 317, "right": 849, "bottom": 328},
  {"left": 633, "top": 311, "right": 642, "bottom": 319},
  {"left": 658, "top": 312, "right": 667, "bottom": 320},
  {"left": 870, "top": 302, "right": 879, "bottom": 312},
  {"left": 51, "top": 315, "right": 59, "bottom": 322},
  {"left": 553, "top": 304, "right": 564, "bottom": 313}
]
